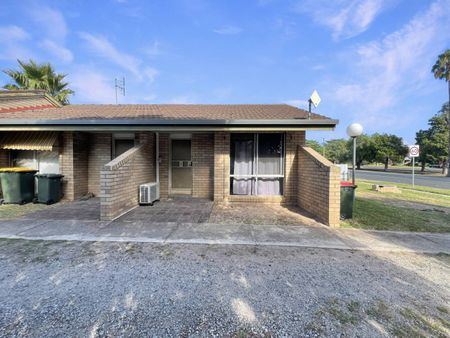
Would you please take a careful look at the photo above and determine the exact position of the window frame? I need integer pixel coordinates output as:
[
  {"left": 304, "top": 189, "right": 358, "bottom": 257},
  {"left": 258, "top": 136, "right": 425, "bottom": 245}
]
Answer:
[
  {"left": 112, "top": 133, "right": 135, "bottom": 159},
  {"left": 230, "top": 133, "right": 285, "bottom": 196}
]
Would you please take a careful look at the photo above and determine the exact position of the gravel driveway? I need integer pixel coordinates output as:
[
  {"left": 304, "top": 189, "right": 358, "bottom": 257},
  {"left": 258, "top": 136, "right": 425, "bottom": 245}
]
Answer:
[{"left": 0, "top": 239, "right": 449, "bottom": 337}]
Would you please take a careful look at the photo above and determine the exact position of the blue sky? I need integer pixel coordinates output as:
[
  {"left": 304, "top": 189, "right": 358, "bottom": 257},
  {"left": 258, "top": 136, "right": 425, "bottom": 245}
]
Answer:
[{"left": 0, "top": 0, "right": 449, "bottom": 143}]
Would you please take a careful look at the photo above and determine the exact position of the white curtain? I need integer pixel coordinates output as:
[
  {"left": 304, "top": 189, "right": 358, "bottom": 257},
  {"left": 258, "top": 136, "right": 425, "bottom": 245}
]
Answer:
[
  {"left": 256, "top": 134, "right": 282, "bottom": 195},
  {"left": 257, "top": 178, "right": 281, "bottom": 195},
  {"left": 232, "top": 140, "right": 254, "bottom": 195},
  {"left": 231, "top": 134, "right": 283, "bottom": 196}
]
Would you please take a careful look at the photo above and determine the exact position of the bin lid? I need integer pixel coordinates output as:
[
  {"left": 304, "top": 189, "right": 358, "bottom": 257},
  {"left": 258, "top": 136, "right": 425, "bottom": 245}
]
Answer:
[
  {"left": 0, "top": 167, "right": 38, "bottom": 173},
  {"left": 35, "top": 173, "right": 64, "bottom": 178},
  {"left": 340, "top": 181, "right": 357, "bottom": 188}
]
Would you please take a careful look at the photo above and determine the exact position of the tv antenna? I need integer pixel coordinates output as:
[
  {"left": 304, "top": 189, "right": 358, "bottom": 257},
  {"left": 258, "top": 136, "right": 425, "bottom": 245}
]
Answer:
[{"left": 115, "top": 77, "right": 126, "bottom": 104}]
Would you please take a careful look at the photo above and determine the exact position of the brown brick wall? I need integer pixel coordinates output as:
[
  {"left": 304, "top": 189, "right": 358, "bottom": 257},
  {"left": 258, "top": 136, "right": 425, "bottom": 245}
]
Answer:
[
  {"left": 192, "top": 133, "right": 214, "bottom": 199},
  {"left": 213, "top": 132, "right": 230, "bottom": 203},
  {"left": 60, "top": 132, "right": 89, "bottom": 200},
  {"left": 158, "top": 133, "right": 169, "bottom": 198},
  {"left": 284, "top": 131, "right": 305, "bottom": 203},
  {"left": 88, "top": 133, "right": 112, "bottom": 195},
  {"left": 73, "top": 132, "right": 89, "bottom": 198},
  {"left": 100, "top": 132, "right": 155, "bottom": 221},
  {"left": 297, "top": 146, "right": 340, "bottom": 227}
]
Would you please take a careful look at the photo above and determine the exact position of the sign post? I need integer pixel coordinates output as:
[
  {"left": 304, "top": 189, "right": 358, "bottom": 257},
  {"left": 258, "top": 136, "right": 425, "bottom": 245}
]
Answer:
[{"left": 408, "top": 145, "right": 420, "bottom": 187}]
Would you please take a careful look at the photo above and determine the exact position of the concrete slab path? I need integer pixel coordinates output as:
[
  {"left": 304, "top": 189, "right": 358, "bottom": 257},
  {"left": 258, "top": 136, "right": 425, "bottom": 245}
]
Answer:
[{"left": 0, "top": 218, "right": 448, "bottom": 254}]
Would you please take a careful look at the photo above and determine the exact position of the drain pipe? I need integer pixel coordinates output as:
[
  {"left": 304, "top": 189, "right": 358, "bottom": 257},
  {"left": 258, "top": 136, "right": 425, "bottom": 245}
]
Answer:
[{"left": 155, "top": 132, "right": 159, "bottom": 184}]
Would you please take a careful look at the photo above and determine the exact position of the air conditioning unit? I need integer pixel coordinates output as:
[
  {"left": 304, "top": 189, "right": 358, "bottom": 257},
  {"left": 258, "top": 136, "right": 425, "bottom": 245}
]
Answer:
[{"left": 139, "top": 182, "right": 160, "bottom": 205}]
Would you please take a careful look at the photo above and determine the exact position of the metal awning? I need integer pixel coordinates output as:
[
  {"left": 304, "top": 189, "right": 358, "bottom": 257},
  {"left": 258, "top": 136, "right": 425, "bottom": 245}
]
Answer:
[{"left": 0, "top": 131, "right": 58, "bottom": 151}]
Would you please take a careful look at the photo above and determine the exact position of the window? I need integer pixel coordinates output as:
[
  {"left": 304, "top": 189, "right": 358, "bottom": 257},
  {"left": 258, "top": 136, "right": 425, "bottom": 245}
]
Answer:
[
  {"left": 11, "top": 150, "right": 59, "bottom": 174},
  {"left": 230, "top": 133, "right": 284, "bottom": 195},
  {"left": 113, "top": 133, "right": 135, "bottom": 158}
]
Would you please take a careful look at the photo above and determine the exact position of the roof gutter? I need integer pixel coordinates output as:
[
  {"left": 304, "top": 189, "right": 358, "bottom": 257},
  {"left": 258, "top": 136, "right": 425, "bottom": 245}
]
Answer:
[{"left": 0, "top": 118, "right": 338, "bottom": 131}]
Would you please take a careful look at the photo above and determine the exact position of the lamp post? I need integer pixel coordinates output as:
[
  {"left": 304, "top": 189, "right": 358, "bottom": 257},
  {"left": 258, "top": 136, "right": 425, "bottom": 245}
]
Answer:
[{"left": 346, "top": 123, "right": 363, "bottom": 185}]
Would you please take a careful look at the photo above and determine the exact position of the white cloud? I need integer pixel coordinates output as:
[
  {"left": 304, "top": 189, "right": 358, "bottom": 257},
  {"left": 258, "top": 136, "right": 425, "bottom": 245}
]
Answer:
[
  {"left": 0, "top": 25, "right": 30, "bottom": 42},
  {"left": 79, "top": 32, "right": 155, "bottom": 81},
  {"left": 312, "top": 64, "right": 325, "bottom": 71},
  {"left": 144, "top": 40, "right": 162, "bottom": 57},
  {"left": 0, "top": 25, "right": 33, "bottom": 61},
  {"left": 39, "top": 39, "right": 74, "bottom": 63},
  {"left": 297, "top": 0, "right": 388, "bottom": 40},
  {"left": 68, "top": 67, "right": 114, "bottom": 103},
  {"left": 213, "top": 25, "right": 242, "bottom": 35},
  {"left": 29, "top": 6, "right": 68, "bottom": 41},
  {"left": 143, "top": 67, "right": 159, "bottom": 82},
  {"left": 333, "top": 0, "right": 450, "bottom": 125},
  {"left": 283, "top": 99, "right": 309, "bottom": 109},
  {"left": 169, "top": 95, "right": 197, "bottom": 103}
]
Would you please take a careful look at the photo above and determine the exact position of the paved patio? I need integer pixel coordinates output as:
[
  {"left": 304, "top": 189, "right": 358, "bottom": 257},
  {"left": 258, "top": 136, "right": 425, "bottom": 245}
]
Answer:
[
  {"left": 20, "top": 197, "right": 215, "bottom": 223},
  {"left": 119, "top": 197, "right": 214, "bottom": 223}
]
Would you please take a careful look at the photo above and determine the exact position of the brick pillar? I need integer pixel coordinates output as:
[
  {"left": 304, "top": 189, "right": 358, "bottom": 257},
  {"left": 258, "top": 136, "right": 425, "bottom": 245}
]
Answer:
[
  {"left": 159, "top": 133, "right": 169, "bottom": 198},
  {"left": 284, "top": 131, "right": 305, "bottom": 204},
  {"left": 192, "top": 133, "right": 214, "bottom": 199},
  {"left": 60, "top": 132, "right": 89, "bottom": 200},
  {"left": 214, "top": 132, "right": 230, "bottom": 203},
  {"left": 88, "top": 133, "right": 112, "bottom": 196}
]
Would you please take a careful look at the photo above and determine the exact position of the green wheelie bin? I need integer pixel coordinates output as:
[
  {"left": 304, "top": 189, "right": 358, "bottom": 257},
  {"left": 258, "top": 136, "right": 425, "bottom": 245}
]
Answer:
[
  {"left": 34, "top": 174, "right": 64, "bottom": 205},
  {"left": 340, "top": 181, "right": 357, "bottom": 219},
  {"left": 0, "top": 168, "right": 38, "bottom": 204}
]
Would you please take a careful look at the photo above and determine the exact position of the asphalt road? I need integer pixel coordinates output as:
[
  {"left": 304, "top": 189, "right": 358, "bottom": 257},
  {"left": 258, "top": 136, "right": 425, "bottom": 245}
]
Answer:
[{"left": 355, "top": 170, "right": 450, "bottom": 190}]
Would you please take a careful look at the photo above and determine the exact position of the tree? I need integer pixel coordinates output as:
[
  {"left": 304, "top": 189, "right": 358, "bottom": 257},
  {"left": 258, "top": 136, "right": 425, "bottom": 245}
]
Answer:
[
  {"left": 432, "top": 49, "right": 450, "bottom": 176},
  {"left": 305, "top": 140, "right": 324, "bottom": 155},
  {"left": 3, "top": 59, "right": 74, "bottom": 105},
  {"left": 416, "top": 103, "right": 449, "bottom": 173},
  {"left": 372, "top": 133, "right": 408, "bottom": 171},
  {"left": 324, "top": 139, "right": 350, "bottom": 163},
  {"left": 346, "top": 134, "right": 377, "bottom": 169}
]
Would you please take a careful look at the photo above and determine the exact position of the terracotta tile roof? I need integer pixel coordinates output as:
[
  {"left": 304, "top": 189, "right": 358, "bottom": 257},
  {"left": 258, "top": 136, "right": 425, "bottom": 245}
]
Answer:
[
  {"left": 0, "top": 90, "right": 61, "bottom": 113},
  {"left": 0, "top": 103, "right": 331, "bottom": 121}
]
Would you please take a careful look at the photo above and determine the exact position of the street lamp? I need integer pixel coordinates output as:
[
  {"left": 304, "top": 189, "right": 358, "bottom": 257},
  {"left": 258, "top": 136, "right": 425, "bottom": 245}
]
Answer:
[{"left": 346, "top": 123, "right": 363, "bottom": 185}]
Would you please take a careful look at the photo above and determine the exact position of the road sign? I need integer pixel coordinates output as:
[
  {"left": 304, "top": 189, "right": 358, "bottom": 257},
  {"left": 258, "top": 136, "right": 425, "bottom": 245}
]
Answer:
[
  {"left": 408, "top": 145, "right": 420, "bottom": 158},
  {"left": 408, "top": 145, "right": 420, "bottom": 187}
]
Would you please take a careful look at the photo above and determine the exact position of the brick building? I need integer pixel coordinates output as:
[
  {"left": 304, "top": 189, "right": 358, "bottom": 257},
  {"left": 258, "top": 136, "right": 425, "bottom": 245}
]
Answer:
[{"left": 0, "top": 90, "right": 340, "bottom": 226}]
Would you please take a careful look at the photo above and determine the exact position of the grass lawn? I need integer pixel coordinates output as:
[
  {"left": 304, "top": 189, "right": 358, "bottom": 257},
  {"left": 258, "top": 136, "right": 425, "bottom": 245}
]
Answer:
[
  {"left": 342, "top": 180, "right": 450, "bottom": 232},
  {"left": 0, "top": 203, "right": 48, "bottom": 219},
  {"left": 356, "top": 180, "right": 450, "bottom": 207}
]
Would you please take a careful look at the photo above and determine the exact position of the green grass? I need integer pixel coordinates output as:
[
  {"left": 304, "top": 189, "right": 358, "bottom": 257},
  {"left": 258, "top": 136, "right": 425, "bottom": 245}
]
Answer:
[
  {"left": 0, "top": 203, "right": 48, "bottom": 219},
  {"left": 356, "top": 180, "right": 450, "bottom": 209},
  {"left": 342, "top": 197, "right": 450, "bottom": 232},
  {"left": 343, "top": 180, "right": 450, "bottom": 232}
]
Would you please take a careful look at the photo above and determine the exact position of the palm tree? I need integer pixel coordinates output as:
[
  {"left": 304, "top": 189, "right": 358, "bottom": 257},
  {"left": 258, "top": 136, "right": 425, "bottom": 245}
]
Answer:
[
  {"left": 432, "top": 49, "right": 450, "bottom": 176},
  {"left": 3, "top": 59, "right": 74, "bottom": 105}
]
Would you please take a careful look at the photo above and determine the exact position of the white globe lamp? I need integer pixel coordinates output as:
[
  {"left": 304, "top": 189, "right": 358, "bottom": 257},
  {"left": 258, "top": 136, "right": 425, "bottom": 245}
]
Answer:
[
  {"left": 347, "top": 123, "right": 363, "bottom": 185},
  {"left": 346, "top": 123, "right": 363, "bottom": 138}
]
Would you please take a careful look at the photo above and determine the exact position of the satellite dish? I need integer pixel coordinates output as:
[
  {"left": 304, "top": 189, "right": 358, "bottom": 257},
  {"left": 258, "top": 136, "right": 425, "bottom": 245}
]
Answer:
[{"left": 309, "top": 90, "right": 321, "bottom": 108}]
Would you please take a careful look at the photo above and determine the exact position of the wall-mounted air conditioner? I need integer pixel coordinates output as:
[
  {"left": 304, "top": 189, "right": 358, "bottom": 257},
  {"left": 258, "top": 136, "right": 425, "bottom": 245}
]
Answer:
[{"left": 139, "top": 182, "right": 160, "bottom": 205}]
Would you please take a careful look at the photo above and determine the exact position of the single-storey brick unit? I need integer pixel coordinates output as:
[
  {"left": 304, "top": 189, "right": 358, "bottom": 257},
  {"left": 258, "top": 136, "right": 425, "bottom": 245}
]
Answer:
[{"left": 0, "top": 90, "right": 340, "bottom": 226}]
